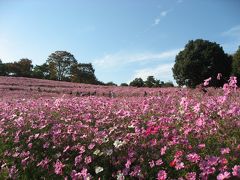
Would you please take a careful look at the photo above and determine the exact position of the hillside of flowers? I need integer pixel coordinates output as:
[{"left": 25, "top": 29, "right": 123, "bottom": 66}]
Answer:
[{"left": 0, "top": 76, "right": 240, "bottom": 179}]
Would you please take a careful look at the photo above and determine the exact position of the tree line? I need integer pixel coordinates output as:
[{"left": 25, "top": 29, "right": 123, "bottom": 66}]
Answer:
[
  {"left": 0, "top": 51, "right": 103, "bottom": 85},
  {"left": 1, "top": 39, "right": 240, "bottom": 88},
  {"left": 128, "top": 76, "right": 174, "bottom": 88},
  {"left": 0, "top": 50, "right": 174, "bottom": 87}
]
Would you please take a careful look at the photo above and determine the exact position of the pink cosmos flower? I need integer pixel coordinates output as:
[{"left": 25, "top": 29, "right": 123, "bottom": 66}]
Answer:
[
  {"left": 157, "top": 170, "right": 167, "bottom": 180},
  {"left": 71, "top": 170, "right": 82, "bottom": 180},
  {"left": 37, "top": 157, "right": 50, "bottom": 169},
  {"left": 187, "top": 153, "right": 200, "bottom": 163},
  {"left": 196, "top": 117, "right": 205, "bottom": 127},
  {"left": 125, "top": 159, "right": 131, "bottom": 169},
  {"left": 217, "top": 73, "right": 222, "bottom": 80},
  {"left": 80, "top": 168, "right": 88, "bottom": 178},
  {"left": 149, "top": 160, "right": 155, "bottom": 168},
  {"left": 223, "top": 83, "right": 230, "bottom": 95},
  {"left": 74, "top": 155, "right": 82, "bottom": 166},
  {"left": 204, "top": 77, "right": 212, "bottom": 86},
  {"left": 175, "top": 161, "right": 185, "bottom": 170},
  {"left": 207, "top": 156, "right": 219, "bottom": 166},
  {"left": 185, "top": 172, "right": 196, "bottom": 180},
  {"left": 161, "top": 146, "right": 167, "bottom": 155},
  {"left": 198, "top": 144, "right": 206, "bottom": 149},
  {"left": 63, "top": 146, "right": 70, "bottom": 153},
  {"left": 220, "top": 158, "right": 228, "bottom": 165},
  {"left": 221, "top": 148, "right": 230, "bottom": 155},
  {"left": 174, "top": 150, "right": 183, "bottom": 158},
  {"left": 54, "top": 159, "right": 65, "bottom": 175},
  {"left": 193, "top": 103, "right": 201, "bottom": 113},
  {"left": 88, "top": 143, "right": 95, "bottom": 150},
  {"left": 232, "top": 165, "right": 240, "bottom": 177},
  {"left": 28, "top": 143, "right": 33, "bottom": 149},
  {"left": 145, "top": 126, "right": 160, "bottom": 136},
  {"left": 217, "top": 171, "right": 231, "bottom": 180},
  {"left": 156, "top": 159, "right": 163, "bottom": 166},
  {"left": 9, "top": 165, "right": 18, "bottom": 179},
  {"left": 84, "top": 156, "right": 92, "bottom": 164}
]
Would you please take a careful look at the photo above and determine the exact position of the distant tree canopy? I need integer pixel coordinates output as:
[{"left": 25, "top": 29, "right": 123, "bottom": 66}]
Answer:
[
  {"left": 71, "top": 63, "right": 98, "bottom": 84},
  {"left": 106, "top": 82, "right": 118, "bottom": 86},
  {"left": 129, "top": 76, "right": 170, "bottom": 88},
  {"left": 129, "top": 78, "right": 145, "bottom": 87},
  {"left": 0, "top": 42, "right": 239, "bottom": 87},
  {"left": 0, "top": 59, "right": 6, "bottom": 76},
  {"left": 32, "top": 63, "right": 50, "bottom": 79},
  {"left": 3, "top": 58, "right": 33, "bottom": 77},
  {"left": 232, "top": 46, "right": 240, "bottom": 85},
  {"left": 47, "top": 51, "right": 77, "bottom": 81},
  {"left": 172, "top": 39, "right": 232, "bottom": 88},
  {"left": 120, "top": 83, "right": 128, "bottom": 86},
  {"left": 144, "top": 76, "right": 161, "bottom": 88},
  {"left": 162, "top": 81, "right": 174, "bottom": 87},
  {"left": 0, "top": 51, "right": 101, "bottom": 85},
  {"left": 17, "top": 59, "right": 33, "bottom": 77}
]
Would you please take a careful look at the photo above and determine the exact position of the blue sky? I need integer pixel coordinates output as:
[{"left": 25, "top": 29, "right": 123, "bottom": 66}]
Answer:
[{"left": 0, "top": 0, "right": 240, "bottom": 84}]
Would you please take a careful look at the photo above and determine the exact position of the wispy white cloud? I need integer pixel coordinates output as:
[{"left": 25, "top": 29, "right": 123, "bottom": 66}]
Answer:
[
  {"left": 93, "top": 48, "right": 181, "bottom": 69},
  {"left": 221, "top": 25, "right": 240, "bottom": 53},
  {"left": 154, "top": 18, "right": 161, "bottom": 25},
  {"left": 222, "top": 25, "right": 240, "bottom": 37},
  {"left": 129, "top": 63, "right": 175, "bottom": 82},
  {"left": 160, "top": 10, "right": 168, "bottom": 17},
  {"left": 153, "top": 9, "right": 170, "bottom": 26}
]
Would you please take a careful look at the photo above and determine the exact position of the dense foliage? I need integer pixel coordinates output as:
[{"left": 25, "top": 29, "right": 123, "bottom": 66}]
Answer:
[
  {"left": 232, "top": 46, "right": 240, "bottom": 86},
  {"left": 172, "top": 39, "right": 232, "bottom": 88},
  {"left": 0, "top": 76, "right": 240, "bottom": 179},
  {"left": 129, "top": 76, "right": 174, "bottom": 88},
  {"left": 0, "top": 51, "right": 101, "bottom": 85}
]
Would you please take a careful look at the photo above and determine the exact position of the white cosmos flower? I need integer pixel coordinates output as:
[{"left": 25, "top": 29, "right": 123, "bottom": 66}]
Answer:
[
  {"left": 95, "top": 166, "right": 104, "bottom": 174},
  {"left": 113, "top": 139, "right": 126, "bottom": 148}
]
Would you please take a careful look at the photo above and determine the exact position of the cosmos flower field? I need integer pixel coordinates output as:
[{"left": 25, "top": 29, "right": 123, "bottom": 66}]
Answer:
[{"left": 0, "top": 76, "right": 240, "bottom": 179}]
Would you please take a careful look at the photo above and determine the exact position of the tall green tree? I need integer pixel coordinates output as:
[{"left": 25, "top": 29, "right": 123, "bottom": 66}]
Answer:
[
  {"left": 144, "top": 76, "right": 162, "bottom": 87},
  {"left": 172, "top": 39, "right": 232, "bottom": 88},
  {"left": 5, "top": 62, "right": 19, "bottom": 76},
  {"left": 120, "top": 83, "right": 128, "bottom": 86},
  {"left": 129, "top": 78, "right": 145, "bottom": 87},
  {"left": 232, "top": 46, "right": 240, "bottom": 85},
  {"left": 47, "top": 51, "right": 77, "bottom": 81},
  {"left": 17, "top": 58, "right": 33, "bottom": 77},
  {"left": 32, "top": 63, "right": 50, "bottom": 79},
  {"left": 71, "top": 63, "right": 97, "bottom": 84}
]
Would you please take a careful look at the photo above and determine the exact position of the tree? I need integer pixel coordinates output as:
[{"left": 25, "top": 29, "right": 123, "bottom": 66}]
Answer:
[
  {"left": 172, "top": 39, "right": 232, "bottom": 88},
  {"left": 161, "top": 81, "right": 174, "bottom": 87},
  {"left": 0, "top": 59, "right": 7, "bottom": 76},
  {"left": 106, "top": 82, "right": 118, "bottom": 86},
  {"left": 232, "top": 46, "right": 240, "bottom": 85},
  {"left": 3, "top": 59, "right": 33, "bottom": 77},
  {"left": 47, "top": 51, "right": 77, "bottom": 81},
  {"left": 129, "top": 78, "right": 145, "bottom": 87},
  {"left": 17, "top": 58, "right": 33, "bottom": 77},
  {"left": 71, "top": 63, "right": 98, "bottom": 84},
  {"left": 5, "top": 62, "right": 18, "bottom": 76},
  {"left": 144, "top": 76, "right": 162, "bottom": 87},
  {"left": 32, "top": 63, "right": 50, "bottom": 79},
  {"left": 120, "top": 83, "right": 128, "bottom": 86}
]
